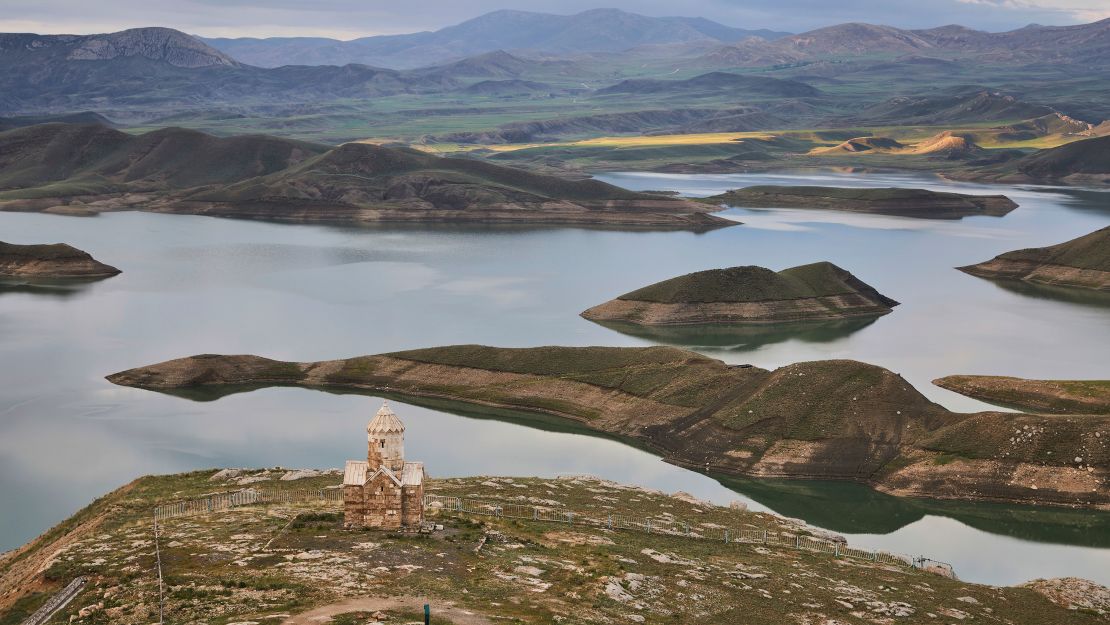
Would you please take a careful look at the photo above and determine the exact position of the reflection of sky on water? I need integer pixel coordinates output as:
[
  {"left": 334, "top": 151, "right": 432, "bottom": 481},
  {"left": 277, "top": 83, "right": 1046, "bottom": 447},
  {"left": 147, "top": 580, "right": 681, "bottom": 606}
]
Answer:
[
  {"left": 1, "top": 172, "right": 1108, "bottom": 585},
  {"left": 845, "top": 515, "right": 1110, "bottom": 587}
]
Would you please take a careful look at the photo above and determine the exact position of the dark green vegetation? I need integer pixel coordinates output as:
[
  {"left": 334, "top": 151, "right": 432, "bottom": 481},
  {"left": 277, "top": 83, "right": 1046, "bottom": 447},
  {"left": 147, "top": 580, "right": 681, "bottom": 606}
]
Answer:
[
  {"left": 580, "top": 262, "right": 898, "bottom": 325},
  {"left": 595, "top": 72, "right": 821, "bottom": 98},
  {"left": 935, "top": 376, "right": 1110, "bottom": 415},
  {"left": 959, "top": 226, "right": 1110, "bottom": 291},
  {"left": 707, "top": 186, "right": 1018, "bottom": 219},
  {"left": 0, "top": 241, "right": 120, "bottom": 278},
  {"left": 106, "top": 346, "right": 1109, "bottom": 509},
  {"left": 0, "top": 123, "right": 326, "bottom": 193},
  {"left": 966, "top": 135, "right": 1110, "bottom": 184},
  {"left": 0, "top": 123, "right": 725, "bottom": 229},
  {"left": 5, "top": 472, "right": 1103, "bottom": 625}
]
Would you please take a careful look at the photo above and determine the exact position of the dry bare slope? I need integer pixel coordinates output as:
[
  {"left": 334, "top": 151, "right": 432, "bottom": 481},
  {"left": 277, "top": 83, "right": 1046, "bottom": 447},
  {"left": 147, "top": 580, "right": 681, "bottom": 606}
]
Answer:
[
  {"left": 0, "top": 241, "right": 120, "bottom": 278},
  {"left": 107, "top": 346, "right": 1109, "bottom": 509}
]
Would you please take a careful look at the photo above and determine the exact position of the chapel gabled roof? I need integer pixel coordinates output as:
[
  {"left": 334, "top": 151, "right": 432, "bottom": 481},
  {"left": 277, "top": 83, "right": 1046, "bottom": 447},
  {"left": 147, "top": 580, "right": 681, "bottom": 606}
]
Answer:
[
  {"left": 343, "top": 460, "right": 368, "bottom": 486},
  {"left": 367, "top": 401, "right": 405, "bottom": 434}
]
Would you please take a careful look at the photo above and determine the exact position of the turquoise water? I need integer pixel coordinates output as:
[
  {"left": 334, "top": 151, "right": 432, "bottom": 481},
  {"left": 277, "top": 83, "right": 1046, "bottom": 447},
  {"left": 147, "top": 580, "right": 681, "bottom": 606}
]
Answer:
[{"left": 0, "top": 170, "right": 1107, "bottom": 585}]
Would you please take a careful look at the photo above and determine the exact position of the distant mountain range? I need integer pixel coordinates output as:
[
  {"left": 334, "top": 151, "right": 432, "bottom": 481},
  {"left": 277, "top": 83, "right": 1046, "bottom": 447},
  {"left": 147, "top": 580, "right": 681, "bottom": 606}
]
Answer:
[
  {"left": 200, "top": 9, "right": 791, "bottom": 69},
  {"left": 702, "top": 19, "right": 1110, "bottom": 66},
  {"left": 0, "top": 14, "right": 1107, "bottom": 127},
  {"left": 0, "top": 28, "right": 455, "bottom": 112}
]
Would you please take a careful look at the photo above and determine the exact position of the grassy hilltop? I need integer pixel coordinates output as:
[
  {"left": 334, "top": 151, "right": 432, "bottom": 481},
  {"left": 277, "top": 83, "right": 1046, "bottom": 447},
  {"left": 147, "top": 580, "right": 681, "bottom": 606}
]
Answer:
[
  {"left": 960, "top": 226, "right": 1110, "bottom": 291},
  {"left": 1, "top": 471, "right": 1106, "bottom": 625},
  {"left": 581, "top": 262, "right": 898, "bottom": 325}
]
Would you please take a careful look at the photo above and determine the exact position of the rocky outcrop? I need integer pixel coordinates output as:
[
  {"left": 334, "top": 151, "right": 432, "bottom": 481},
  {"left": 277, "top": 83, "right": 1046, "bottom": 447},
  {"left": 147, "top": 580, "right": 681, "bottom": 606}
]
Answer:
[
  {"left": 106, "top": 346, "right": 1109, "bottom": 509},
  {"left": 63, "top": 28, "right": 238, "bottom": 68},
  {"left": 707, "top": 186, "right": 1016, "bottom": 219},
  {"left": 905, "top": 131, "right": 983, "bottom": 157},
  {"left": 0, "top": 241, "right": 120, "bottom": 278},
  {"left": 959, "top": 226, "right": 1110, "bottom": 291},
  {"left": 581, "top": 262, "right": 897, "bottom": 325},
  {"left": 1023, "top": 577, "right": 1110, "bottom": 615}
]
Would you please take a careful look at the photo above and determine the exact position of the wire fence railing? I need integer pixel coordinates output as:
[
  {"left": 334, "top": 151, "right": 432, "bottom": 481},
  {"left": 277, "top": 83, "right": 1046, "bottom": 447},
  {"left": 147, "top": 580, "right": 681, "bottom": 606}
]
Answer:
[
  {"left": 152, "top": 487, "right": 342, "bottom": 521},
  {"left": 150, "top": 486, "right": 953, "bottom": 577}
]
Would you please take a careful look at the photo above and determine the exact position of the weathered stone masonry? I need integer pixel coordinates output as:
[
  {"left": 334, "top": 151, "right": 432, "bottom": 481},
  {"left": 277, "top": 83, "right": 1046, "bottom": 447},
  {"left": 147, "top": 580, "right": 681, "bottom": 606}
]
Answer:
[{"left": 343, "top": 402, "right": 425, "bottom": 529}]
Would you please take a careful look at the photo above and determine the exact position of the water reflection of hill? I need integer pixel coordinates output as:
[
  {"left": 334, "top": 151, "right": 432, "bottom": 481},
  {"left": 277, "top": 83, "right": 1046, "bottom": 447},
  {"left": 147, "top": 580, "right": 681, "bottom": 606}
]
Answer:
[
  {"left": 1042, "top": 188, "right": 1110, "bottom": 218},
  {"left": 588, "top": 316, "right": 880, "bottom": 351},
  {"left": 981, "top": 277, "right": 1110, "bottom": 310},
  {"left": 717, "top": 474, "right": 1110, "bottom": 548},
  {"left": 0, "top": 277, "right": 108, "bottom": 298}
]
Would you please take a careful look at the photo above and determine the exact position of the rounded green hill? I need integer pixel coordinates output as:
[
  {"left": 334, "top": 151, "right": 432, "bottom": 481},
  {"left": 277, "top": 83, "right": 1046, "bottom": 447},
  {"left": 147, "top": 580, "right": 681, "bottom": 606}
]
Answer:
[{"left": 582, "top": 261, "right": 898, "bottom": 325}]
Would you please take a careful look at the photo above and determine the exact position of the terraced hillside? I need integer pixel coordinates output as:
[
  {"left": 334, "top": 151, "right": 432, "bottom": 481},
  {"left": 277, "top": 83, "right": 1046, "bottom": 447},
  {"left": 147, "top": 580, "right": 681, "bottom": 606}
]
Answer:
[
  {"left": 106, "top": 346, "right": 1109, "bottom": 509},
  {"left": 959, "top": 226, "right": 1110, "bottom": 291}
]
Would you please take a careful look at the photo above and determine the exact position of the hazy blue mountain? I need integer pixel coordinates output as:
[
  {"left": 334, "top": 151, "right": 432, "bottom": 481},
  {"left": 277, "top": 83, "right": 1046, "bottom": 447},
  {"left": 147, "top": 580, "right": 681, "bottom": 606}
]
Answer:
[
  {"left": 702, "top": 18, "right": 1110, "bottom": 66},
  {"left": 0, "top": 27, "right": 458, "bottom": 113},
  {"left": 202, "top": 9, "right": 791, "bottom": 69}
]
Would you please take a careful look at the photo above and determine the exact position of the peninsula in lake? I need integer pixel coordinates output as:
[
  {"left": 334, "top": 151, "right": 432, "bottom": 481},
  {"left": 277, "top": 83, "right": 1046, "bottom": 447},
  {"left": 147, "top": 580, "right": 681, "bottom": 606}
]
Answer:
[
  {"left": 0, "top": 123, "right": 727, "bottom": 230},
  {"left": 108, "top": 345, "right": 1108, "bottom": 510},
  {"left": 959, "top": 226, "right": 1110, "bottom": 291},
  {"left": 936, "top": 375, "right": 1110, "bottom": 415},
  {"left": 0, "top": 241, "right": 119, "bottom": 278},
  {"left": 581, "top": 262, "right": 898, "bottom": 325},
  {"left": 706, "top": 186, "right": 1018, "bottom": 219}
]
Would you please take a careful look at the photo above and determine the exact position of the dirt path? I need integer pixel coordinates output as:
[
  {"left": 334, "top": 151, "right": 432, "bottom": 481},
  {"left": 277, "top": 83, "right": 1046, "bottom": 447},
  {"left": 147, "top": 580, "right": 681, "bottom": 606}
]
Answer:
[{"left": 282, "top": 595, "right": 494, "bottom": 625}]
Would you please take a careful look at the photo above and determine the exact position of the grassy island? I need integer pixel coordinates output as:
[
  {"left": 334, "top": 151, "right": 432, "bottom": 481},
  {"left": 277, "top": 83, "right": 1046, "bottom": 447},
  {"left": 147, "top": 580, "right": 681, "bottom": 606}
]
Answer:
[
  {"left": 581, "top": 262, "right": 898, "bottom": 325},
  {"left": 706, "top": 185, "right": 1017, "bottom": 219}
]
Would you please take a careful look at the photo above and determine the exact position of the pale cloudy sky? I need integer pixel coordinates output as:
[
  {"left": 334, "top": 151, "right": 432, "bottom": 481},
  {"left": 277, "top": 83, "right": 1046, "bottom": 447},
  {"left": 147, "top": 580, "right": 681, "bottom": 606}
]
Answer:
[{"left": 0, "top": 0, "right": 1107, "bottom": 39}]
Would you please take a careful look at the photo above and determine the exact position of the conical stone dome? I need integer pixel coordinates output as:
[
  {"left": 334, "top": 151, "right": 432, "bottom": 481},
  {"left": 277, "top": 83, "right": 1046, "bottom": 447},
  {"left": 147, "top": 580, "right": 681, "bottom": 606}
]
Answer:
[{"left": 367, "top": 401, "right": 405, "bottom": 434}]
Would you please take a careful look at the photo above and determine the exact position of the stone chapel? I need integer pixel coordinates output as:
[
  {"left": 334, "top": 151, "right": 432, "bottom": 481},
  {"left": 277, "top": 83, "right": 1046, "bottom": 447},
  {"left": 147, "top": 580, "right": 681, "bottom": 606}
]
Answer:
[{"left": 343, "top": 401, "right": 425, "bottom": 529}]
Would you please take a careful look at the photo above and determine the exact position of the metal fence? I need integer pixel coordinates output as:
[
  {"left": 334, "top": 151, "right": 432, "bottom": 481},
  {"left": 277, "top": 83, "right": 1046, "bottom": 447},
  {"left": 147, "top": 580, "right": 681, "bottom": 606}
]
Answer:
[
  {"left": 424, "top": 494, "right": 935, "bottom": 572},
  {"left": 153, "top": 487, "right": 342, "bottom": 521},
  {"left": 149, "top": 486, "right": 951, "bottom": 577}
]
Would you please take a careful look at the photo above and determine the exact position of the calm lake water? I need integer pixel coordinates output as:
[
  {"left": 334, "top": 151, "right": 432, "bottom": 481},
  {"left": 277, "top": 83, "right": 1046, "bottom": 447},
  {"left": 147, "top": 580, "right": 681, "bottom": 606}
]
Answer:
[{"left": 1, "top": 170, "right": 1108, "bottom": 586}]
